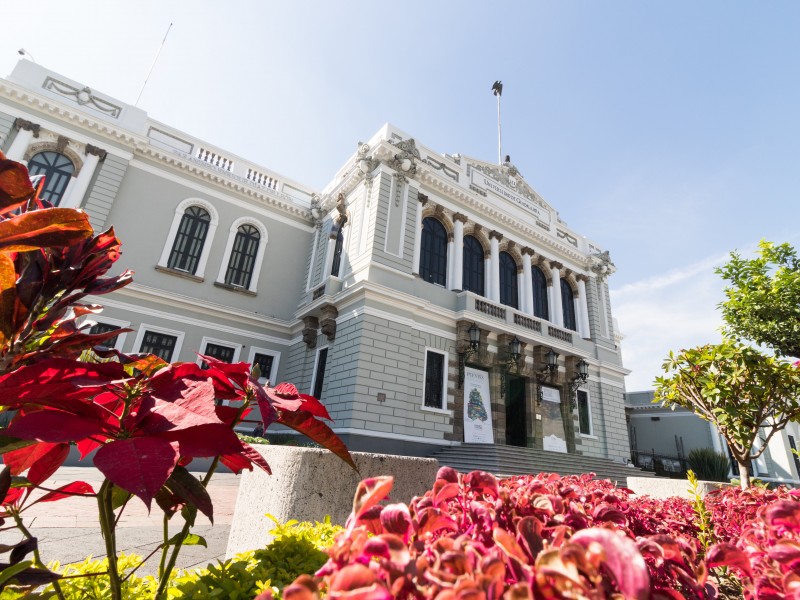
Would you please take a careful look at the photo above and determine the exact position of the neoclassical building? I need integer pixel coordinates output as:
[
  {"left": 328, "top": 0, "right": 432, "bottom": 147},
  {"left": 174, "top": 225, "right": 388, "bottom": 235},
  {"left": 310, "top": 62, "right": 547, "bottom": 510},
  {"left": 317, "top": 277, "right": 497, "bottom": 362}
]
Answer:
[{"left": 0, "top": 60, "right": 630, "bottom": 464}]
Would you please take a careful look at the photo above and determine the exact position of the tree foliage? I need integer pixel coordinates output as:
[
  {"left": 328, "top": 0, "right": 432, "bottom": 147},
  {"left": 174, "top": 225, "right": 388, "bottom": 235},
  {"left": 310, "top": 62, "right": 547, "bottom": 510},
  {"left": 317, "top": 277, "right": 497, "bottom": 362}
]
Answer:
[
  {"left": 717, "top": 240, "right": 800, "bottom": 359},
  {"left": 654, "top": 339, "right": 800, "bottom": 489}
]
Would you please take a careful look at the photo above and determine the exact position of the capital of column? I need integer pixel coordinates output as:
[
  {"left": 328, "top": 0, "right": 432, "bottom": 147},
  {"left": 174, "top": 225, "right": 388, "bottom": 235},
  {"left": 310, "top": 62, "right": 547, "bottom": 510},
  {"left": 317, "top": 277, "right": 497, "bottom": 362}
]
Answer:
[
  {"left": 521, "top": 246, "right": 535, "bottom": 257},
  {"left": 453, "top": 212, "right": 469, "bottom": 224},
  {"left": 550, "top": 261, "right": 563, "bottom": 271},
  {"left": 488, "top": 230, "right": 503, "bottom": 241},
  {"left": 85, "top": 144, "right": 107, "bottom": 159},
  {"left": 575, "top": 274, "right": 590, "bottom": 283},
  {"left": 14, "top": 118, "right": 40, "bottom": 137},
  {"left": 417, "top": 193, "right": 429, "bottom": 205}
]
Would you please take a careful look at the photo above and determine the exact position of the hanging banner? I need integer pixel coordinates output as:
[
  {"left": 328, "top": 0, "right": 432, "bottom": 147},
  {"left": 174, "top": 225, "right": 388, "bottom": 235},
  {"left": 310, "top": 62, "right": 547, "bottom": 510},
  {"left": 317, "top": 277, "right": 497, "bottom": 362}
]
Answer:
[
  {"left": 540, "top": 385, "right": 567, "bottom": 453},
  {"left": 464, "top": 367, "right": 494, "bottom": 444}
]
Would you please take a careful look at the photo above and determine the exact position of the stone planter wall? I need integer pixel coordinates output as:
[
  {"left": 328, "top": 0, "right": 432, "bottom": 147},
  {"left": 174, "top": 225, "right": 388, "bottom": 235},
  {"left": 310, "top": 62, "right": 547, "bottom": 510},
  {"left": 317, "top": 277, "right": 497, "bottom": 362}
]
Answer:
[
  {"left": 225, "top": 445, "right": 440, "bottom": 558},
  {"left": 627, "top": 476, "right": 729, "bottom": 499}
]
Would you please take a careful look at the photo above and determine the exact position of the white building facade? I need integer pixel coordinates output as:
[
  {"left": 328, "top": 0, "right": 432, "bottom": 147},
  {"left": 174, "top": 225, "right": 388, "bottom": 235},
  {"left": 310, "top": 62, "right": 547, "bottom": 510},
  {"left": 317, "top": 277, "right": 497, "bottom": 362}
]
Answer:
[{"left": 0, "top": 60, "right": 630, "bottom": 462}]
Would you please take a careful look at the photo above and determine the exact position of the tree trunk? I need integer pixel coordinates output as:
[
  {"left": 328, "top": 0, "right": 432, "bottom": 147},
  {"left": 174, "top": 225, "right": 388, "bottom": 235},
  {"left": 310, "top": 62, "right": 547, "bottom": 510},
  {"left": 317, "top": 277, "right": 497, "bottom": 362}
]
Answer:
[{"left": 737, "top": 458, "right": 751, "bottom": 489}]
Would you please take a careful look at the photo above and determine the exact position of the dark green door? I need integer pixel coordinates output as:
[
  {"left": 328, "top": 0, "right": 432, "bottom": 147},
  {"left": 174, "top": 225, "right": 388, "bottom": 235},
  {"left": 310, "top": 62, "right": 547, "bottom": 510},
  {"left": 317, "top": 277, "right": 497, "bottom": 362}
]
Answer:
[{"left": 505, "top": 376, "right": 527, "bottom": 447}]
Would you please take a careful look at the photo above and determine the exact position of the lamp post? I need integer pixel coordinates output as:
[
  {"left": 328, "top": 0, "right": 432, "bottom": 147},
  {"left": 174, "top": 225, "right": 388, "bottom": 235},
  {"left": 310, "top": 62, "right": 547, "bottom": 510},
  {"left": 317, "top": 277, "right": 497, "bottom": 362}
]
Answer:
[
  {"left": 536, "top": 349, "right": 559, "bottom": 405},
  {"left": 568, "top": 358, "right": 590, "bottom": 410},
  {"left": 458, "top": 323, "right": 481, "bottom": 387},
  {"left": 500, "top": 336, "right": 522, "bottom": 398}
]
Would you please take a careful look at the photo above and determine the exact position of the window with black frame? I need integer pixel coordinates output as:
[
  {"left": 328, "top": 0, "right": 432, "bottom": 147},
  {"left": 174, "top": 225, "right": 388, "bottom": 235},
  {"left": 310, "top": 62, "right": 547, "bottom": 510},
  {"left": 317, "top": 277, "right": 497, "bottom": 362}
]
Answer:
[
  {"left": 423, "top": 351, "right": 445, "bottom": 409},
  {"left": 312, "top": 348, "right": 328, "bottom": 399},
  {"left": 225, "top": 224, "right": 260, "bottom": 288},
  {"left": 499, "top": 251, "right": 518, "bottom": 309},
  {"left": 532, "top": 266, "right": 549, "bottom": 320},
  {"left": 202, "top": 342, "right": 235, "bottom": 369},
  {"left": 139, "top": 331, "right": 178, "bottom": 362},
  {"left": 88, "top": 322, "right": 121, "bottom": 350},
  {"left": 27, "top": 151, "right": 74, "bottom": 206},
  {"left": 561, "top": 279, "right": 577, "bottom": 331},
  {"left": 167, "top": 206, "right": 210, "bottom": 274},
  {"left": 419, "top": 217, "right": 447, "bottom": 286},
  {"left": 576, "top": 389, "right": 592, "bottom": 435},
  {"left": 462, "top": 235, "right": 485, "bottom": 295},
  {"left": 252, "top": 352, "right": 275, "bottom": 384}
]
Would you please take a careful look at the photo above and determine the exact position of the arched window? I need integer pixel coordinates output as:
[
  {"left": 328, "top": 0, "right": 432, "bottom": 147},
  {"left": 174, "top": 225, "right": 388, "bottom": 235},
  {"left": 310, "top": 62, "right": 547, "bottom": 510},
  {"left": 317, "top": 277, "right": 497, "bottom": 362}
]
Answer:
[
  {"left": 331, "top": 223, "right": 345, "bottom": 277},
  {"left": 532, "top": 266, "right": 549, "bottom": 320},
  {"left": 28, "top": 151, "right": 74, "bottom": 206},
  {"left": 499, "top": 252, "right": 518, "bottom": 309},
  {"left": 462, "top": 235, "right": 485, "bottom": 296},
  {"left": 224, "top": 224, "right": 260, "bottom": 288},
  {"left": 168, "top": 206, "right": 211, "bottom": 274},
  {"left": 561, "top": 279, "right": 577, "bottom": 331},
  {"left": 419, "top": 217, "right": 447, "bottom": 286}
]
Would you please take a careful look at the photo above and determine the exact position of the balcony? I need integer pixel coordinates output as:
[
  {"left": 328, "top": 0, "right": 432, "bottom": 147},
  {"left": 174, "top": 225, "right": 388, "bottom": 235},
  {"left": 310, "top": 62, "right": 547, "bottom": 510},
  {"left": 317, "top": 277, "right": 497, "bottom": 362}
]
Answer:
[{"left": 461, "top": 293, "right": 574, "bottom": 345}]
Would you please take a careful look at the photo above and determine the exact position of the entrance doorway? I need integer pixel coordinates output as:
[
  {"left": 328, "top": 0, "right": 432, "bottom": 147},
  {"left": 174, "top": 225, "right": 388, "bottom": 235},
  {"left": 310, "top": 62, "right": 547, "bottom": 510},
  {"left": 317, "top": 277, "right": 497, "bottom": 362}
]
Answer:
[{"left": 505, "top": 375, "right": 527, "bottom": 447}]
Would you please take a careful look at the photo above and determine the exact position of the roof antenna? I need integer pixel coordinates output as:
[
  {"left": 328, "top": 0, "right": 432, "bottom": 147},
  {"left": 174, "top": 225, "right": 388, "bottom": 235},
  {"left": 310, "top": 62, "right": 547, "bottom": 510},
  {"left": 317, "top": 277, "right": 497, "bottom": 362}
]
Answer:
[{"left": 136, "top": 22, "right": 173, "bottom": 107}]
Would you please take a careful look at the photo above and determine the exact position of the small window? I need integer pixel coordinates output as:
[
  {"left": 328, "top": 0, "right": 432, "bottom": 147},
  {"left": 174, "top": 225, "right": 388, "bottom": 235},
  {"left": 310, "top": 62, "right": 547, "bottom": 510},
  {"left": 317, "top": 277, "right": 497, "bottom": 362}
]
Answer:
[
  {"left": 462, "top": 235, "right": 485, "bottom": 295},
  {"left": 788, "top": 435, "right": 800, "bottom": 478},
  {"left": 88, "top": 322, "right": 121, "bottom": 350},
  {"left": 577, "top": 389, "right": 592, "bottom": 435},
  {"left": 419, "top": 217, "right": 447, "bottom": 286},
  {"left": 252, "top": 352, "right": 275, "bottom": 384},
  {"left": 532, "top": 266, "right": 549, "bottom": 320},
  {"left": 225, "top": 224, "right": 260, "bottom": 288},
  {"left": 139, "top": 331, "right": 178, "bottom": 362},
  {"left": 561, "top": 279, "right": 577, "bottom": 331},
  {"left": 28, "top": 151, "right": 75, "bottom": 206},
  {"left": 203, "top": 342, "right": 235, "bottom": 368},
  {"left": 311, "top": 347, "right": 328, "bottom": 399},
  {"left": 168, "top": 206, "right": 211, "bottom": 274},
  {"left": 499, "top": 252, "right": 518, "bottom": 309},
  {"left": 423, "top": 350, "right": 446, "bottom": 410}
]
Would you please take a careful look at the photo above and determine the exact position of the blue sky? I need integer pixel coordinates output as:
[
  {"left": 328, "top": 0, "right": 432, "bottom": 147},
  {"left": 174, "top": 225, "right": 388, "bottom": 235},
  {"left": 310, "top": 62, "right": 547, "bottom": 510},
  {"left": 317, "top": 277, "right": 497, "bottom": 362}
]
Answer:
[{"left": 2, "top": 1, "right": 798, "bottom": 390}]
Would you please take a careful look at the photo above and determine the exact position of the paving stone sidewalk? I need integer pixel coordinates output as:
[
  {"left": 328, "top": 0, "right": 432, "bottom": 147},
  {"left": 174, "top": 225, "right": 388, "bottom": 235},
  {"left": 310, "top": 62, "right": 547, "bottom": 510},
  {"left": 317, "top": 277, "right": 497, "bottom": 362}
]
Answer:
[{"left": 0, "top": 466, "right": 241, "bottom": 576}]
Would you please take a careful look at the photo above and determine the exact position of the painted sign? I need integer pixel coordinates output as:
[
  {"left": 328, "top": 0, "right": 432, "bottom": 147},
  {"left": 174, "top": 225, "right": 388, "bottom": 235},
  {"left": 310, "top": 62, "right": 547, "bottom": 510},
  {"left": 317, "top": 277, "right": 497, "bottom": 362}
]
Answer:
[
  {"left": 540, "top": 385, "right": 567, "bottom": 453},
  {"left": 470, "top": 170, "right": 551, "bottom": 224},
  {"left": 463, "top": 367, "right": 494, "bottom": 444}
]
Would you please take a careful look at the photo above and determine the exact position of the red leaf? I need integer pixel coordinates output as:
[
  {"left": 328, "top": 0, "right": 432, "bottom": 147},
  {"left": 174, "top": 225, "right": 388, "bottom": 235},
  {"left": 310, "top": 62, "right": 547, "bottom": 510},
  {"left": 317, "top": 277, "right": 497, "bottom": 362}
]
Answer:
[
  {"left": 571, "top": 528, "right": 650, "bottom": 600},
  {"left": 265, "top": 382, "right": 332, "bottom": 420},
  {"left": 37, "top": 481, "right": 95, "bottom": 503},
  {"left": 158, "top": 423, "right": 243, "bottom": 458},
  {"left": 2, "top": 487, "right": 25, "bottom": 507},
  {"left": 0, "top": 208, "right": 93, "bottom": 252},
  {"left": 0, "top": 359, "right": 129, "bottom": 409},
  {"left": 464, "top": 470, "right": 499, "bottom": 498},
  {"left": 219, "top": 452, "right": 252, "bottom": 475},
  {"left": 277, "top": 410, "right": 355, "bottom": 470},
  {"left": 3, "top": 442, "right": 69, "bottom": 482},
  {"left": 237, "top": 441, "right": 272, "bottom": 474},
  {"left": 28, "top": 443, "right": 70, "bottom": 485},
  {"left": 0, "top": 155, "right": 35, "bottom": 213},
  {"left": 380, "top": 503, "right": 412, "bottom": 541},
  {"left": 350, "top": 476, "right": 394, "bottom": 526},
  {"left": 76, "top": 437, "right": 103, "bottom": 459},
  {"left": 416, "top": 507, "right": 459, "bottom": 538},
  {"left": 328, "top": 563, "right": 392, "bottom": 600},
  {"left": 94, "top": 437, "right": 179, "bottom": 509},
  {"left": 7, "top": 410, "right": 105, "bottom": 443},
  {"left": 138, "top": 383, "right": 226, "bottom": 437},
  {"left": 706, "top": 543, "right": 753, "bottom": 578}
]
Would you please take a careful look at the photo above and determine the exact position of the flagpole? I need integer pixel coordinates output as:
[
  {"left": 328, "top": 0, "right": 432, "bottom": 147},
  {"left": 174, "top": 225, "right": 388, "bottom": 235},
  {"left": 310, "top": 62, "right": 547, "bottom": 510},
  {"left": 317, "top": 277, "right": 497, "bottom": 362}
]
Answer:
[
  {"left": 497, "top": 91, "right": 502, "bottom": 165},
  {"left": 136, "top": 22, "right": 173, "bottom": 107}
]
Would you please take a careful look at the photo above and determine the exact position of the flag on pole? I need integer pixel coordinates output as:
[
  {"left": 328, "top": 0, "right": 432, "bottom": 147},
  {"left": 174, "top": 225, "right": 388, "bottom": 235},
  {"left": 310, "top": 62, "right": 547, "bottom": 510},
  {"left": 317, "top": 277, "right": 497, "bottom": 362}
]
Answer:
[{"left": 492, "top": 80, "right": 503, "bottom": 97}]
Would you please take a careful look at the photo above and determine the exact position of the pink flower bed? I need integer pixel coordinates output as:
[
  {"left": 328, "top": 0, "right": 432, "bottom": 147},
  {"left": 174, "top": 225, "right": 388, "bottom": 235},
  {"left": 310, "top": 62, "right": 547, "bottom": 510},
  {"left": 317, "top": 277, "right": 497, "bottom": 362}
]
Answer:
[{"left": 277, "top": 468, "right": 800, "bottom": 600}]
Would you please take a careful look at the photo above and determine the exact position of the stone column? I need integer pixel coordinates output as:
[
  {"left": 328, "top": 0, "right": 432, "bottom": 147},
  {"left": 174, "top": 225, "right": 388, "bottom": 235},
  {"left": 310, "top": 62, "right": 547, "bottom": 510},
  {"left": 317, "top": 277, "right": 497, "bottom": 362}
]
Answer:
[
  {"left": 521, "top": 248, "right": 534, "bottom": 315},
  {"left": 452, "top": 213, "right": 467, "bottom": 291},
  {"left": 446, "top": 233, "right": 455, "bottom": 289},
  {"left": 576, "top": 276, "right": 591, "bottom": 339},
  {"left": 550, "top": 261, "right": 564, "bottom": 327},
  {"left": 6, "top": 119, "right": 39, "bottom": 161},
  {"left": 412, "top": 195, "right": 428, "bottom": 276},
  {"left": 484, "top": 252, "right": 492, "bottom": 298},
  {"left": 62, "top": 144, "right": 105, "bottom": 209},
  {"left": 489, "top": 231, "right": 502, "bottom": 302}
]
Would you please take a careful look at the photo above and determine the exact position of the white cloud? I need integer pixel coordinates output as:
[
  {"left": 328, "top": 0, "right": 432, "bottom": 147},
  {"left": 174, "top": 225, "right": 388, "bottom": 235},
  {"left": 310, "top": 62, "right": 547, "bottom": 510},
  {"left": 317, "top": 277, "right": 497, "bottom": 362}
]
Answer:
[{"left": 611, "top": 253, "right": 730, "bottom": 392}]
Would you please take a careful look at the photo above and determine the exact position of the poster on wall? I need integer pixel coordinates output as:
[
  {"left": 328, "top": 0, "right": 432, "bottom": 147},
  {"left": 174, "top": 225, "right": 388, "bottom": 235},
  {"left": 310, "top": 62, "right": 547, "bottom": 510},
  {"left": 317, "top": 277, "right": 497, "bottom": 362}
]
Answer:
[
  {"left": 463, "top": 367, "right": 494, "bottom": 444},
  {"left": 540, "top": 385, "right": 567, "bottom": 453}
]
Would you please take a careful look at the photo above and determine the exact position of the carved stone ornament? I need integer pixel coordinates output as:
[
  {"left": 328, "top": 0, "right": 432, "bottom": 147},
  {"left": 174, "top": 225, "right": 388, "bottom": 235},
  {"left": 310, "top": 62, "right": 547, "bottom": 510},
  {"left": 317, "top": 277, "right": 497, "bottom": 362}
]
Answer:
[
  {"left": 470, "top": 163, "right": 548, "bottom": 211},
  {"left": 42, "top": 77, "right": 123, "bottom": 118},
  {"left": 388, "top": 137, "right": 420, "bottom": 178},
  {"left": 14, "top": 118, "right": 40, "bottom": 137},
  {"left": 588, "top": 250, "right": 616, "bottom": 280},
  {"left": 85, "top": 144, "right": 107, "bottom": 160},
  {"left": 320, "top": 305, "right": 339, "bottom": 341},
  {"left": 302, "top": 316, "right": 319, "bottom": 349},
  {"left": 356, "top": 142, "right": 379, "bottom": 177}
]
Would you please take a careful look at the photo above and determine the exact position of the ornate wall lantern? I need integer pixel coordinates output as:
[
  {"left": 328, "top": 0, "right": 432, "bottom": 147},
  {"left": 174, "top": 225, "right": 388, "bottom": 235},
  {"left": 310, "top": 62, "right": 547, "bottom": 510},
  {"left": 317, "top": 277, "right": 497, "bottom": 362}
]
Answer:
[
  {"left": 458, "top": 322, "right": 481, "bottom": 387},
  {"left": 500, "top": 336, "right": 522, "bottom": 398},
  {"left": 568, "top": 358, "right": 590, "bottom": 410},
  {"left": 536, "top": 349, "right": 559, "bottom": 405}
]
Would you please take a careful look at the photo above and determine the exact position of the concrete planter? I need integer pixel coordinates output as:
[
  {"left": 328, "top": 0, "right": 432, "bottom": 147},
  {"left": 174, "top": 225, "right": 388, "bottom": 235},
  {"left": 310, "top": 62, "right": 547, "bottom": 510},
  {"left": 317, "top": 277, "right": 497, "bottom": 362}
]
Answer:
[
  {"left": 627, "top": 476, "right": 730, "bottom": 499},
  {"left": 225, "top": 445, "right": 439, "bottom": 558}
]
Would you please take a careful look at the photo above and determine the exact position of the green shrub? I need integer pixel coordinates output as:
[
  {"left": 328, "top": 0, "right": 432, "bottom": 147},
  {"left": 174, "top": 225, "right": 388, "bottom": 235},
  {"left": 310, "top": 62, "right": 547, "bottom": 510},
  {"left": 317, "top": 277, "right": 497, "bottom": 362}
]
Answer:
[
  {"left": 236, "top": 433, "right": 270, "bottom": 445},
  {"left": 686, "top": 448, "right": 731, "bottom": 482}
]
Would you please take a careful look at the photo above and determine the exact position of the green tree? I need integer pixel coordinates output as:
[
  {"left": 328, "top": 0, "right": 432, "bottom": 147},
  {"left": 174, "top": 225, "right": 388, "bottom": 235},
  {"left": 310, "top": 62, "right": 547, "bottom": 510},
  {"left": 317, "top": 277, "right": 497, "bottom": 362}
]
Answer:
[
  {"left": 717, "top": 240, "right": 800, "bottom": 358},
  {"left": 654, "top": 339, "right": 800, "bottom": 489}
]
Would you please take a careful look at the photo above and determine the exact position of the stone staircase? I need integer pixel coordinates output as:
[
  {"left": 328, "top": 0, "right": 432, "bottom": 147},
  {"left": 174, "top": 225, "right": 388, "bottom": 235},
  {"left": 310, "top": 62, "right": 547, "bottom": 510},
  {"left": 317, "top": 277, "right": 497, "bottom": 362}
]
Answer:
[{"left": 430, "top": 443, "right": 656, "bottom": 486}]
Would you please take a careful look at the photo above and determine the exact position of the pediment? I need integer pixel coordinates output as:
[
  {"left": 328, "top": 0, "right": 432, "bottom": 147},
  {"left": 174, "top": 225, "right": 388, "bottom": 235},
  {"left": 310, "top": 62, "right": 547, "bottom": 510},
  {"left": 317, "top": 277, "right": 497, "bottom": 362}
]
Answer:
[{"left": 465, "top": 158, "right": 557, "bottom": 217}]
